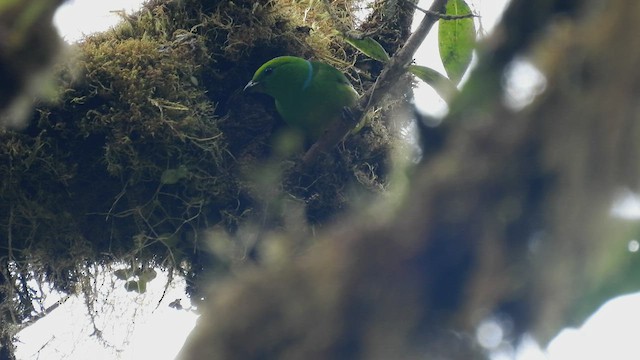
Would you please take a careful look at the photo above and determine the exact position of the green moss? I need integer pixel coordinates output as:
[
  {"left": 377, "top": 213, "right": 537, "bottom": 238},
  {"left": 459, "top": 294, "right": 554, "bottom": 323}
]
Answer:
[{"left": 0, "top": 0, "right": 397, "bottom": 312}]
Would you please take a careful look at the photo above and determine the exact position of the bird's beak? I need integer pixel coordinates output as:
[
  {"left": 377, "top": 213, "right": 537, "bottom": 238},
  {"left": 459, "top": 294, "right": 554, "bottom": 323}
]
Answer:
[{"left": 244, "top": 80, "right": 259, "bottom": 92}]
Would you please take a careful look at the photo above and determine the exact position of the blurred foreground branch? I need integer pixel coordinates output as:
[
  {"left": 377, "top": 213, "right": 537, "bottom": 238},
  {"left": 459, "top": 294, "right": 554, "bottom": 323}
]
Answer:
[
  {"left": 180, "top": 0, "right": 640, "bottom": 358},
  {"left": 0, "top": 0, "right": 64, "bottom": 128}
]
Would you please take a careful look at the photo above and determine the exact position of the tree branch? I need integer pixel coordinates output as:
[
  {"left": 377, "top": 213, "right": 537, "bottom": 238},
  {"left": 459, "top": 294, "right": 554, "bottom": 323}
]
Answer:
[{"left": 300, "top": 0, "right": 449, "bottom": 167}]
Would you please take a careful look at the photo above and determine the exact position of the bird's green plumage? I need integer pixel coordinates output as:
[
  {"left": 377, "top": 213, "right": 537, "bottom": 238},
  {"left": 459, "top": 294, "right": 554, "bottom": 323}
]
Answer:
[{"left": 245, "top": 56, "right": 358, "bottom": 140}]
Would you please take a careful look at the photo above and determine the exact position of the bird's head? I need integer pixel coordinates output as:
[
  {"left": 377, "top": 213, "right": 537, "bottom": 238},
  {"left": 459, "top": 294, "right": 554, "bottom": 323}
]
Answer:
[{"left": 244, "top": 56, "right": 311, "bottom": 97}]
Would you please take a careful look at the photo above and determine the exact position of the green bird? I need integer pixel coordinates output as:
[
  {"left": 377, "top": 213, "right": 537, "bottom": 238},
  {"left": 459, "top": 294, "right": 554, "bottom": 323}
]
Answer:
[{"left": 244, "top": 56, "right": 359, "bottom": 141}]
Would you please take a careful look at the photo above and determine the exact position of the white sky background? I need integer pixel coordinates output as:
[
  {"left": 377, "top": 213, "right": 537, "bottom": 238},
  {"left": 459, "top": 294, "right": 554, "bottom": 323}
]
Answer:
[
  {"left": 13, "top": 0, "right": 638, "bottom": 359},
  {"left": 53, "top": 0, "right": 146, "bottom": 42},
  {"left": 15, "top": 270, "right": 198, "bottom": 360}
]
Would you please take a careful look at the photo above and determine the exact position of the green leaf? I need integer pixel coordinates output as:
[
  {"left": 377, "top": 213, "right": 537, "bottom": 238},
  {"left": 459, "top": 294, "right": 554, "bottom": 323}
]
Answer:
[
  {"left": 438, "top": 0, "right": 476, "bottom": 84},
  {"left": 409, "top": 65, "right": 459, "bottom": 102},
  {"left": 345, "top": 36, "right": 390, "bottom": 63}
]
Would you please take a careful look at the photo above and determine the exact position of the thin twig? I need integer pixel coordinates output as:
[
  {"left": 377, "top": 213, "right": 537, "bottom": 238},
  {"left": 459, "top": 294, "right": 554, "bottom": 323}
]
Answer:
[
  {"left": 409, "top": 1, "right": 477, "bottom": 20},
  {"left": 16, "top": 294, "right": 72, "bottom": 331},
  {"left": 301, "top": 0, "right": 449, "bottom": 167}
]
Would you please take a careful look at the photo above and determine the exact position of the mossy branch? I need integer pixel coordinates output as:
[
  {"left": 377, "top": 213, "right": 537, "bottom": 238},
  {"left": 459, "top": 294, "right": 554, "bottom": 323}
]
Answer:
[{"left": 301, "top": 0, "right": 449, "bottom": 167}]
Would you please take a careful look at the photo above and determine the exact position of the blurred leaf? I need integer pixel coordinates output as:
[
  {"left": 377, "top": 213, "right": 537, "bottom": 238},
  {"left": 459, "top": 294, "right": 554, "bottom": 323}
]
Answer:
[
  {"left": 158, "top": 232, "right": 179, "bottom": 247},
  {"left": 124, "top": 279, "right": 148, "bottom": 293},
  {"left": 124, "top": 280, "right": 139, "bottom": 292},
  {"left": 139, "top": 268, "right": 157, "bottom": 282},
  {"left": 345, "top": 36, "right": 390, "bottom": 63},
  {"left": 409, "top": 65, "right": 459, "bottom": 102},
  {"left": 114, "top": 268, "right": 132, "bottom": 280},
  {"left": 160, "top": 165, "right": 189, "bottom": 185},
  {"left": 567, "top": 222, "right": 640, "bottom": 326},
  {"left": 169, "top": 298, "right": 183, "bottom": 310},
  {"left": 438, "top": 0, "right": 476, "bottom": 84},
  {"left": 137, "top": 280, "right": 147, "bottom": 293}
]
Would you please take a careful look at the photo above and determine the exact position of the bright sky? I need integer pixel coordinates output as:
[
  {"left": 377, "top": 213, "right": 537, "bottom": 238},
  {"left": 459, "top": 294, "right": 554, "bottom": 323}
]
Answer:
[
  {"left": 15, "top": 270, "right": 198, "bottom": 359},
  {"left": 53, "top": 0, "right": 145, "bottom": 42},
  {"left": 15, "top": 1, "right": 638, "bottom": 359}
]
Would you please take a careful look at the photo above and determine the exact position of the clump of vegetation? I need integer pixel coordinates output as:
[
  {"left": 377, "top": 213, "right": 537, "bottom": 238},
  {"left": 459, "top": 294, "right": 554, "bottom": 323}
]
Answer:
[{"left": 0, "top": 0, "right": 397, "bottom": 330}]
